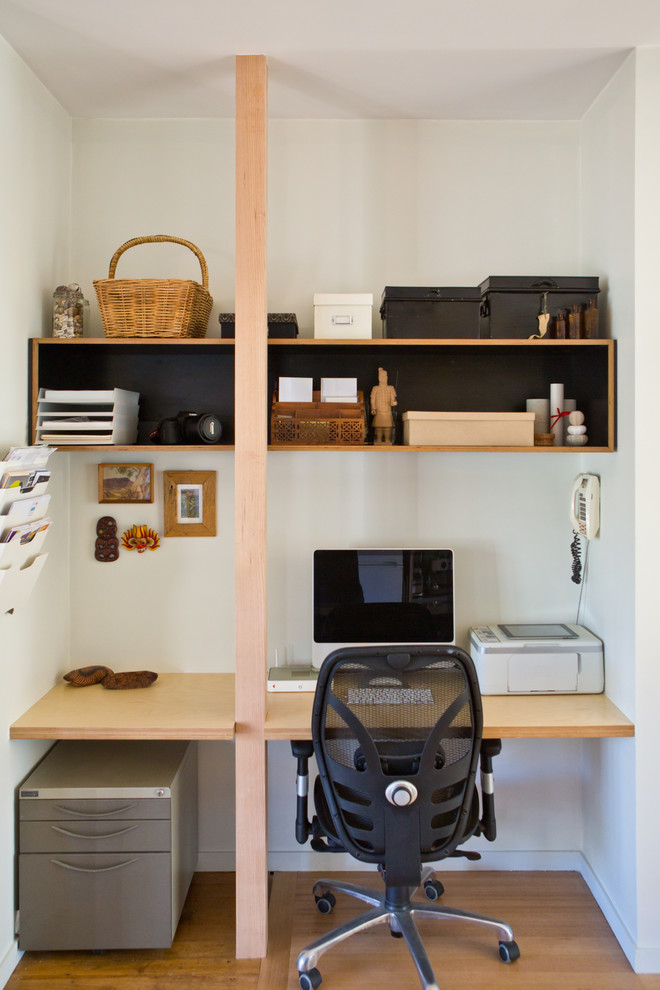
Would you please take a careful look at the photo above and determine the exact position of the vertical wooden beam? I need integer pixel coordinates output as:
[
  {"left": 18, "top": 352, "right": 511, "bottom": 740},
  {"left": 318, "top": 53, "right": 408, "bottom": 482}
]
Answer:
[{"left": 234, "top": 54, "right": 268, "bottom": 959}]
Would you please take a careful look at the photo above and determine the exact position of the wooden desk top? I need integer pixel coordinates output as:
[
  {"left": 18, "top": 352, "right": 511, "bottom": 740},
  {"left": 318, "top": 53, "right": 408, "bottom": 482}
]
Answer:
[
  {"left": 9, "top": 674, "right": 634, "bottom": 742},
  {"left": 265, "top": 691, "right": 634, "bottom": 740},
  {"left": 10, "top": 673, "right": 235, "bottom": 741}
]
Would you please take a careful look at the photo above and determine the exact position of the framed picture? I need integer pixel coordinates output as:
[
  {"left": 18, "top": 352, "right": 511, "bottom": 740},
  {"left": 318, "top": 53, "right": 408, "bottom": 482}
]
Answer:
[
  {"left": 163, "top": 471, "right": 216, "bottom": 537},
  {"left": 98, "top": 463, "right": 154, "bottom": 503}
]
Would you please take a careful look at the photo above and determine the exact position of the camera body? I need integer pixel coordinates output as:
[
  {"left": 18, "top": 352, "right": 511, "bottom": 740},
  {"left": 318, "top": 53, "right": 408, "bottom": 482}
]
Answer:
[{"left": 155, "top": 411, "right": 223, "bottom": 445}]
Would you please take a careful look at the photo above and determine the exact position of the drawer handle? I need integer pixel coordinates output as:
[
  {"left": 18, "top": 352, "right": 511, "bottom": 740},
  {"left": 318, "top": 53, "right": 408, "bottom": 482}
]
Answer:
[
  {"left": 51, "top": 857, "right": 139, "bottom": 874},
  {"left": 51, "top": 824, "right": 140, "bottom": 840},
  {"left": 52, "top": 803, "right": 138, "bottom": 818}
]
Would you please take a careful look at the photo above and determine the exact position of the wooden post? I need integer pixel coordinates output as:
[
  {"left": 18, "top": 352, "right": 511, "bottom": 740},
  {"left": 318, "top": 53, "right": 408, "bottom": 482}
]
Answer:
[{"left": 234, "top": 54, "right": 268, "bottom": 959}]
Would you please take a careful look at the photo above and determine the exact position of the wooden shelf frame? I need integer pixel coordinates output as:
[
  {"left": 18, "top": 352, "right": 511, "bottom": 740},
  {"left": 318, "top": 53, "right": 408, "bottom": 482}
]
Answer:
[
  {"left": 29, "top": 336, "right": 615, "bottom": 453},
  {"left": 29, "top": 337, "right": 237, "bottom": 451},
  {"left": 267, "top": 337, "right": 615, "bottom": 452}
]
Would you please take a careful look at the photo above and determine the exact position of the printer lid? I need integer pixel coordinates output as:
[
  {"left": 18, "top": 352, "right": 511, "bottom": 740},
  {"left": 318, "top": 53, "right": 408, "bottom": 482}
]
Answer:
[{"left": 498, "top": 623, "right": 577, "bottom": 640}]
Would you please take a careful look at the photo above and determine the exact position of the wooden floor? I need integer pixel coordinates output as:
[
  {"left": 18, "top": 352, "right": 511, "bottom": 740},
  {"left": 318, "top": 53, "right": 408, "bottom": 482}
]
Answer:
[{"left": 7, "top": 871, "right": 660, "bottom": 990}]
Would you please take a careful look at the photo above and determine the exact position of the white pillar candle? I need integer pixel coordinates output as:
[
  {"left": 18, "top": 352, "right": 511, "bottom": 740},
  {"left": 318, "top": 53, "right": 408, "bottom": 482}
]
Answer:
[
  {"left": 526, "top": 398, "right": 550, "bottom": 433},
  {"left": 550, "top": 383, "right": 565, "bottom": 446}
]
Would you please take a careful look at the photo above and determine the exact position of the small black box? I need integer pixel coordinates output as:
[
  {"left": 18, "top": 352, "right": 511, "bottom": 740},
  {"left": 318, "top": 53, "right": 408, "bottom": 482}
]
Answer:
[
  {"left": 218, "top": 313, "right": 299, "bottom": 338},
  {"left": 478, "top": 277, "right": 600, "bottom": 339},
  {"left": 380, "top": 286, "right": 481, "bottom": 338}
]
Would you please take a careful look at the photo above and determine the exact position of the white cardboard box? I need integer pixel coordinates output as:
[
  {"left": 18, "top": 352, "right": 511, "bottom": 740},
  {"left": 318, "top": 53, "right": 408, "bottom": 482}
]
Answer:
[
  {"left": 314, "top": 293, "right": 373, "bottom": 339},
  {"left": 402, "top": 411, "right": 535, "bottom": 446}
]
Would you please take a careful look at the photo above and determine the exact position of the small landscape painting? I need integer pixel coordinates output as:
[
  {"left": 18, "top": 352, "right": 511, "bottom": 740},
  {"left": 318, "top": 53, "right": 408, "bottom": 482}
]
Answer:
[{"left": 98, "top": 464, "right": 154, "bottom": 504}]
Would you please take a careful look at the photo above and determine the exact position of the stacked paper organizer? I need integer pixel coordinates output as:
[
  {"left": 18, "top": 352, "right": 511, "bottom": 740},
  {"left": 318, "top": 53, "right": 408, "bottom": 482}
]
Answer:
[{"left": 36, "top": 388, "right": 140, "bottom": 445}]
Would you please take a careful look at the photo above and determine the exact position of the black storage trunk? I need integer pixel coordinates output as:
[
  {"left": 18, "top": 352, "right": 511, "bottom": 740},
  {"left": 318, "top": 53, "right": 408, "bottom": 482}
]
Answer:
[
  {"left": 380, "top": 286, "right": 481, "bottom": 338},
  {"left": 218, "top": 313, "right": 299, "bottom": 338},
  {"left": 478, "top": 276, "right": 600, "bottom": 339}
]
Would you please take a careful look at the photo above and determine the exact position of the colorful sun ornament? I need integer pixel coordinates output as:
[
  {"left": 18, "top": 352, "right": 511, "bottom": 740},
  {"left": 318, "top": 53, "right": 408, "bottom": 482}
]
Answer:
[{"left": 121, "top": 524, "right": 160, "bottom": 553}]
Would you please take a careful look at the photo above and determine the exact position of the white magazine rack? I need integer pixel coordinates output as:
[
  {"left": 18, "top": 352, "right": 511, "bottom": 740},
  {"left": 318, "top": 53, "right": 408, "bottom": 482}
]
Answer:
[{"left": 0, "top": 447, "right": 54, "bottom": 615}]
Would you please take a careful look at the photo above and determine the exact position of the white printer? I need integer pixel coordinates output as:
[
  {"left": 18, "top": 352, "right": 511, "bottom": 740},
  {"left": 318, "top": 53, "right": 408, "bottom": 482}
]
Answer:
[{"left": 468, "top": 623, "right": 604, "bottom": 695}]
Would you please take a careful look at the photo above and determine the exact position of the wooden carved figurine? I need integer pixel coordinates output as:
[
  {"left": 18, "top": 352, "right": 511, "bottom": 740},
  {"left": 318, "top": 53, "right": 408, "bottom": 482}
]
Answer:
[
  {"left": 95, "top": 516, "right": 119, "bottom": 562},
  {"left": 63, "top": 665, "right": 158, "bottom": 689},
  {"left": 370, "top": 367, "right": 397, "bottom": 445}
]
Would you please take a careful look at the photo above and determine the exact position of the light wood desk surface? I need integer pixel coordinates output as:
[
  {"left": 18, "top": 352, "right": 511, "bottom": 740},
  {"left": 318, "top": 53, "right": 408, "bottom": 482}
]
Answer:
[
  {"left": 9, "top": 674, "right": 634, "bottom": 742},
  {"left": 265, "top": 690, "right": 634, "bottom": 740},
  {"left": 10, "top": 673, "right": 235, "bottom": 741}
]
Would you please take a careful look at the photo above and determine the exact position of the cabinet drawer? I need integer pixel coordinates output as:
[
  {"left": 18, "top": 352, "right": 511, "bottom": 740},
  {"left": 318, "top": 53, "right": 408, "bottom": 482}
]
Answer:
[
  {"left": 19, "top": 852, "right": 173, "bottom": 950},
  {"left": 19, "top": 797, "right": 170, "bottom": 822},
  {"left": 20, "top": 818, "right": 171, "bottom": 853}
]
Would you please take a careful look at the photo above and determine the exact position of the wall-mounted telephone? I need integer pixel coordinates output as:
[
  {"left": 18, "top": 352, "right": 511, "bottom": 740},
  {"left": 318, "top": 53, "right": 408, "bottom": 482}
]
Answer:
[
  {"left": 570, "top": 473, "right": 600, "bottom": 539},
  {"left": 570, "top": 474, "right": 600, "bottom": 588}
]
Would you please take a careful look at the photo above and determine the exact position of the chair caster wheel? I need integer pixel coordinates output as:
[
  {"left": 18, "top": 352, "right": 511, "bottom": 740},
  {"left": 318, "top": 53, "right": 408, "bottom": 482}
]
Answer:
[
  {"left": 299, "top": 967, "right": 322, "bottom": 989},
  {"left": 315, "top": 892, "right": 336, "bottom": 914},
  {"left": 424, "top": 878, "right": 444, "bottom": 901},
  {"left": 498, "top": 940, "right": 520, "bottom": 963}
]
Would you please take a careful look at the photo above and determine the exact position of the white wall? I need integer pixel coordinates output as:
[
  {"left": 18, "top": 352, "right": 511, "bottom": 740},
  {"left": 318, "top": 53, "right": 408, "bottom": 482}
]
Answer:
[
  {"left": 69, "top": 116, "right": 589, "bottom": 871},
  {"left": 579, "top": 53, "right": 638, "bottom": 953},
  {"left": 579, "top": 50, "right": 660, "bottom": 972},
  {"left": 0, "top": 36, "right": 71, "bottom": 985},
  {"left": 631, "top": 49, "right": 660, "bottom": 971}
]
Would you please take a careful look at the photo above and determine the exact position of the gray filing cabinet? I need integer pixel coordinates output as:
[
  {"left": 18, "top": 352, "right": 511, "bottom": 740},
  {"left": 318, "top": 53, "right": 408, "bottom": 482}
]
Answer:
[{"left": 18, "top": 740, "right": 197, "bottom": 950}]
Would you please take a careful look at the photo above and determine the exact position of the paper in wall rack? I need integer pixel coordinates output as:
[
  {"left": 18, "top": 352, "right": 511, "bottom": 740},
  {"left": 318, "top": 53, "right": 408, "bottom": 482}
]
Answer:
[
  {"left": 36, "top": 388, "right": 140, "bottom": 445},
  {"left": 0, "top": 445, "right": 54, "bottom": 615}
]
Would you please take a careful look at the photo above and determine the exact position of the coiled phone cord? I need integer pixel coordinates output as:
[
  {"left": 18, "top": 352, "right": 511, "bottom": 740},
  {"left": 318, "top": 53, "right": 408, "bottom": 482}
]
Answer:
[
  {"left": 570, "top": 530, "right": 582, "bottom": 585},
  {"left": 571, "top": 531, "right": 590, "bottom": 625}
]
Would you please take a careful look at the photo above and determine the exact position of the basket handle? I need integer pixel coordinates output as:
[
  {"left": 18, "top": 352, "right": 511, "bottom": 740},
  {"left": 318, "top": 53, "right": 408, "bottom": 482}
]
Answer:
[{"left": 107, "top": 235, "right": 209, "bottom": 289}]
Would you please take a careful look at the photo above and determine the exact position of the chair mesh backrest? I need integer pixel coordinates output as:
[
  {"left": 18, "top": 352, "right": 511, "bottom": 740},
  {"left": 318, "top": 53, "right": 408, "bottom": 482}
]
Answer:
[{"left": 312, "top": 646, "right": 482, "bottom": 866}]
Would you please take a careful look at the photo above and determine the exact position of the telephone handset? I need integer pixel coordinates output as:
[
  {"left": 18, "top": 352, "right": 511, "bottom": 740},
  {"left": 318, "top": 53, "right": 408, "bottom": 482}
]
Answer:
[{"left": 570, "top": 473, "right": 600, "bottom": 539}]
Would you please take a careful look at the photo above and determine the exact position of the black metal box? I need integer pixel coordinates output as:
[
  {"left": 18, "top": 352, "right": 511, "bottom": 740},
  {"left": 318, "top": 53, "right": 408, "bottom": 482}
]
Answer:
[
  {"left": 478, "top": 277, "right": 600, "bottom": 339},
  {"left": 218, "top": 313, "right": 299, "bottom": 338},
  {"left": 380, "top": 286, "right": 481, "bottom": 338}
]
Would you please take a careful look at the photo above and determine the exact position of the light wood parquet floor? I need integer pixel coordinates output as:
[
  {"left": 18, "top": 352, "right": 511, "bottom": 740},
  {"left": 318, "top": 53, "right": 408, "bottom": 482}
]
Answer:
[{"left": 7, "top": 871, "right": 660, "bottom": 990}]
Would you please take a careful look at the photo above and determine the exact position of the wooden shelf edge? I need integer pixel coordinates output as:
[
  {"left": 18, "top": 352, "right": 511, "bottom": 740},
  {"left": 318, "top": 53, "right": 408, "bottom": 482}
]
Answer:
[
  {"left": 9, "top": 725, "right": 236, "bottom": 741},
  {"left": 267, "top": 337, "right": 614, "bottom": 347},
  {"left": 268, "top": 445, "right": 613, "bottom": 453},
  {"left": 32, "top": 337, "right": 235, "bottom": 347},
  {"left": 44, "top": 444, "right": 235, "bottom": 452}
]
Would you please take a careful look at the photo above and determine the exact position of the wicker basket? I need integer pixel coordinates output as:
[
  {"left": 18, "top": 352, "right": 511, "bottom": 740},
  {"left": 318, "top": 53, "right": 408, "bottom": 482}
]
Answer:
[
  {"left": 271, "top": 392, "right": 366, "bottom": 445},
  {"left": 94, "top": 235, "right": 213, "bottom": 338}
]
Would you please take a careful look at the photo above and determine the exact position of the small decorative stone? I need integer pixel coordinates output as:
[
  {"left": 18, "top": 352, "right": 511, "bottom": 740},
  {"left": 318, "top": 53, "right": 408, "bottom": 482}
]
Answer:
[
  {"left": 567, "top": 425, "right": 587, "bottom": 435},
  {"left": 568, "top": 411, "right": 585, "bottom": 426},
  {"left": 566, "top": 434, "right": 588, "bottom": 446}
]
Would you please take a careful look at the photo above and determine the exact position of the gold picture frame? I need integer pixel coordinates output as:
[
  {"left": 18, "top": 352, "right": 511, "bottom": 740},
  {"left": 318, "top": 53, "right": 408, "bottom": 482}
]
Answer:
[
  {"left": 98, "top": 463, "right": 154, "bottom": 504},
  {"left": 163, "top": 470, "right": 216, "bottom": 537}
]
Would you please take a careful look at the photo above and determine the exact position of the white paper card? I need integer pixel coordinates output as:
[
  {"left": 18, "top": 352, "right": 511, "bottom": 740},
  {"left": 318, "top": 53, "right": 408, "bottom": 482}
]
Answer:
[
  {"left": 321, "top": 378, "right": 358, "bottom": 402},
  {"left": 279, "top": 377, "right": 313, "bottom": 402}
]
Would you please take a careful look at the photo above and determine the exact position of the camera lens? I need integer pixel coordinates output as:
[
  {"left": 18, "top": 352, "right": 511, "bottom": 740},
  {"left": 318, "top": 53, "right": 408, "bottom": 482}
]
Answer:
[
  {"left": 181, "top": 413, "right": 222, "bottom": 444},
  {"left": 158, "top": 418, "right": 180, "bottom": 445}
]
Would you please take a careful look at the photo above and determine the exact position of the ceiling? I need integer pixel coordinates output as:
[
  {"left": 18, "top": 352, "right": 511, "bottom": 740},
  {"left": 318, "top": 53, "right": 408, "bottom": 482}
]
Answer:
[{"left": 1, "top": 0, "right": 659, "bottom": 119}]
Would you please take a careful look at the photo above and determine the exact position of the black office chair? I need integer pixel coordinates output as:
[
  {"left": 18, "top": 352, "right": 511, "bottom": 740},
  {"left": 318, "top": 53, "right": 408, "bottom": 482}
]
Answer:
[{"left": 291, "top": 645, "right": 519, "bottom": 990}]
